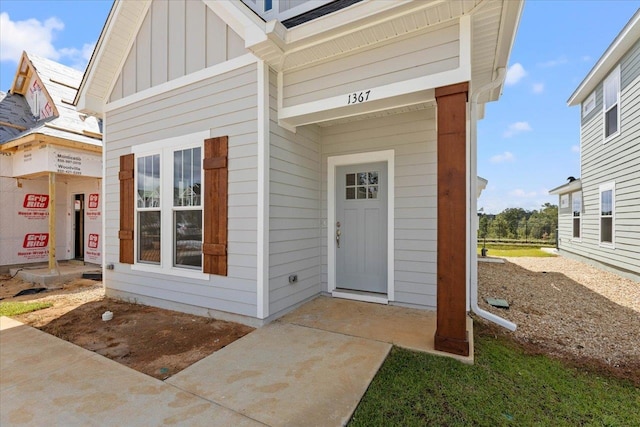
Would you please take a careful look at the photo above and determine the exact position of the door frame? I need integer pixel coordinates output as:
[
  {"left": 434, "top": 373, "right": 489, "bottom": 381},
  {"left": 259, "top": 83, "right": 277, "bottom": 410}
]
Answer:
[{"left": 328, "top": 150, "right": 395, "bottom": 303}]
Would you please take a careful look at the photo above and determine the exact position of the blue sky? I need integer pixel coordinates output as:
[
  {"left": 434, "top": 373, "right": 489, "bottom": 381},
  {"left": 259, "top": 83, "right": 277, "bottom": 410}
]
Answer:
[{"left": 1, "top": 1, "right": 639, "bottom": 214}]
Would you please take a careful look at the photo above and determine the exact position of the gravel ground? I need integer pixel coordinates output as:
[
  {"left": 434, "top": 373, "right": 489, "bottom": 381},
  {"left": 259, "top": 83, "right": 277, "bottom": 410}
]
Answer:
[{"left": 478, "top": 256, "right": 639, "bottom": 384}]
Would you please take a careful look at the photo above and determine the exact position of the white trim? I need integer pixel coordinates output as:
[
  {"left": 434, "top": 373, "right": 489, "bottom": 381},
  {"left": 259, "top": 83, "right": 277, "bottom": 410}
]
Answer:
[
  {"left": 279, "top": 67, "right": 469, "bottom": 128},
  {"left": 103, "top": 0, "right": 153, "bottom": 113},
  {"left": 327, "top": 150, "right": 395, "bottom": 302},
  {"left": 465, "top": 101, "right": 471, "bottom": 312},
  {"left": 599, "top": 182, "right": 615, "bottom": 248},
  {"left": 603, "top": 65, "right": 621, "bottom": 143},
  {"left": 105, "top": 54, "right": 259, "bottom": 112},
  {"left": 459, "top": 15, "right": 471, "bottom": 75},
  {"left": 256, "top": 60, "right": 270, "bottom": 319},
  {"left": 331, "top": 290, "right": 388, "bottom": 305},
  {"left": 202, "top": 0, "right": 267, "bottom": 46},
  {"left": 130, "top": 130, "right": 211, "bottom": 280}
]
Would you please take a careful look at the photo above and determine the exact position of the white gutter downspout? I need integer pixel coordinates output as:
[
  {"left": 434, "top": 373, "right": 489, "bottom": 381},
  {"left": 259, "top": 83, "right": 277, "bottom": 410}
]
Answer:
[{"left": 469, "top": 67, "right": 517, "bottom": 331}]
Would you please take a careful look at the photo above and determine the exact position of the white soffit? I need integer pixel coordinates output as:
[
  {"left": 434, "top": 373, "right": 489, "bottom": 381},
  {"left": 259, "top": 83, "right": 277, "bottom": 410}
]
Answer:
[{"left": 76, "top": 0, "right": 151, "bottom": 115}]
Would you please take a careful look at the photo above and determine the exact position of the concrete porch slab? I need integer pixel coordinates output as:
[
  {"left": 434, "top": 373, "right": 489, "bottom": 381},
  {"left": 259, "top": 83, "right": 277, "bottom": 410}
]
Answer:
[
  {"left": 9, "top": 261, "right": 102, "bottom": 287},
  {"left": 0, "top": 317, "right": 262, "bottom": 427},
  {"left": 280, "top": 296, "right": 474, "bottom": 363},
  {"left": 167, "top": 322, "right": 391, "bottom": 427}
]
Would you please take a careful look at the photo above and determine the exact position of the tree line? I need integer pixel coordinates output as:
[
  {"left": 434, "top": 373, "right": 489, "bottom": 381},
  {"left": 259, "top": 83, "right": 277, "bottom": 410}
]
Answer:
[{"left": 478, "top": 203, "right": 558, "bottom": 243}]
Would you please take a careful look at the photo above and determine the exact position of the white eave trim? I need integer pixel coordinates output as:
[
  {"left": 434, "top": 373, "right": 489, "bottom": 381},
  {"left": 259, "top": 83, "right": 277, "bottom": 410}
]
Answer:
[
  {"left": 568, "top": 9, "right": 640, "bottom": 106},
  {"left": 549, "top": 179, "right": 582, "bottom": 195},
  {"left": 104, "top": 54, "right": 258, "bottom": 112}
]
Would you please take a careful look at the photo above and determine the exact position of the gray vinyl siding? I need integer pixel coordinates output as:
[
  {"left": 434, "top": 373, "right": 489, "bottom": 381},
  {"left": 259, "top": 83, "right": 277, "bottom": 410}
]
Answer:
[
  {"left": 109, "top": 1, "right": 247, "bottom": 102},
  {"left": 104, "top": 63, "right": 260, "bottom": 317},
  {"left": 560, "top": 39, "right": 640, "bottom": 278},
  {"left": 282, "top": 22, "right": 459, "bottom": 108},
  {"left": 268, "top": 70, "right": 323, "bottom": 316},
  {"left": 321, "top": 109, "right": 438, "bottom": 308}
]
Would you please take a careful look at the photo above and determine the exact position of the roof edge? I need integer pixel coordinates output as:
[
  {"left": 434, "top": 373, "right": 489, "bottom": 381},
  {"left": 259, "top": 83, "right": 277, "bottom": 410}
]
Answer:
[
  {"left": 548, "top": 179, "right": 582, "bottom": 195},
  {"left": 567, "top": 9, "right": 640, "bottom": 106}
]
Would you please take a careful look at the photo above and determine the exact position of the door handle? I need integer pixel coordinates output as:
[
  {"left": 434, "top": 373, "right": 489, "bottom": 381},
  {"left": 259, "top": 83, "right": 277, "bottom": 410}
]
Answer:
[{"left": 336, "top": 229, "right": 341, "bottom": 248}]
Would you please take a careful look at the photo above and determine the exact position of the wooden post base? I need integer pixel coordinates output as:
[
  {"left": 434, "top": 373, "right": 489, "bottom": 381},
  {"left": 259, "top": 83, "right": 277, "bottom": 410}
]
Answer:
[{"left": 434, "top": 330, "right": 470, "bottom": 357}]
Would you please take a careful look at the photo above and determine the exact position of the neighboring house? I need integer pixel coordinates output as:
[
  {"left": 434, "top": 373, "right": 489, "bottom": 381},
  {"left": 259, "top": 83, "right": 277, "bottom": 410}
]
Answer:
[
  {"left": 550, "top": 10, "right": 640, "bottom": 282},
  {"left": 0, "top": 52, "right": 103, "bottom": 272},
  {"left": 76, "top": 0, "right": 523, "bottom": 357}
]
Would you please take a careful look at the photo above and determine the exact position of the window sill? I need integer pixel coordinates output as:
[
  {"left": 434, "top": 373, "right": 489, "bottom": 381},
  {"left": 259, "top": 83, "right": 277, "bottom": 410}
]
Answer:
[
  {"left": 603, "top": 131, "right": 620, "bottom": 144},
  {"left": 131, "top": 263, "right": 210, "bottom": 281},
  {"left": 599, "top": 242, "right": 615, "bottom": 249}
]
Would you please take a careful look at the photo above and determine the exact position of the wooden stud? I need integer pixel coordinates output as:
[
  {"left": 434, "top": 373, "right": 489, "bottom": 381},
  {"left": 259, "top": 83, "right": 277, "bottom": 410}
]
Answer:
[{"left": 48, "top": 172, "right": 57, "bottom": 273}]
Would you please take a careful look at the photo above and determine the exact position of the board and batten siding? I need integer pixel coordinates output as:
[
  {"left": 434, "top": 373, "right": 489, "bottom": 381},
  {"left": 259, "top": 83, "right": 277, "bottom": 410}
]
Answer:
[
  {"left": 560, "top": 39, "right": 640, "bottom": 278},
  {"left": 267, "top": 70, "right": 323, "bottom": 316},
  {"left": 321, "top": 109, "right": 438, "bottom": 308},
  {"left": 103, "top": 63, "right": 260, "bottom": 318},
  {"left": 282, "top": 22, "right": 459, "bottom": 108},
  {"left": 109, "top": 0, "right": 247, "bottom": 103}
]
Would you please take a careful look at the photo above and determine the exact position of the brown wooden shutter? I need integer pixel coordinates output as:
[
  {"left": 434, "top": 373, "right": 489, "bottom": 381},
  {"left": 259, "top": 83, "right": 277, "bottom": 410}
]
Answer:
[
  {"left": 119, "top": 154, "right": 135, "bottom": 264},
  {"left": 202, "top": 136, "right": 228, "bottom": 275}
]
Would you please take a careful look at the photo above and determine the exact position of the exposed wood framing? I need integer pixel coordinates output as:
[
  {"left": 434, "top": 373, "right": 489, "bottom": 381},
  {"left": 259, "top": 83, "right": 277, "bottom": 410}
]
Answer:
[
  {"left": 0, "top": 133, "right": 102, "bottom": 153},
  {"left": 48, "top": 172, "right": 57, "bottom": 273},
  {"left": 0, "top": 121, "right": 27, "bottom": 131}
]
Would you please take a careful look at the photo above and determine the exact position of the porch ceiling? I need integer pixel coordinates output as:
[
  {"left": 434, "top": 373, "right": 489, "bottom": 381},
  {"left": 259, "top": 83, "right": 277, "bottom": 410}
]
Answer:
[{"left": 316, "top": 101, "right": 435, "bottom": 128}]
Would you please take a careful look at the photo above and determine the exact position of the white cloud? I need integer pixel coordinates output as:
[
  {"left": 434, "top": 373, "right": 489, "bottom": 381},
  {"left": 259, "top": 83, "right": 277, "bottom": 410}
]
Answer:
[
  {"left": 490, "top": 151, "right": 515, "bottom": 164},
  {"left": 59, "top": 42, "right": 96, "bottom": 70},
  {"left": 532, "top": 83, "right": 544, "bottom": 94},
  {"left": 537, "top": 56, "right": 568, "bottom": 68},
  {"left": 0, "top": 12, "right": 64, "bottom": 63},
  {"left": 505, "top": 63, "right": 527, "bottom": 86},
  {"left": 571, "top": 145, "right": 580, "bottom": 153},
  {"left": 0, "top": 13, "right": 94, "bottom": 72},
  {"left": 503, "top": 121, "right": 532, "bottom": 138},
  {"left": 581, "top": 55, "right": 591, "bottom": 62}
]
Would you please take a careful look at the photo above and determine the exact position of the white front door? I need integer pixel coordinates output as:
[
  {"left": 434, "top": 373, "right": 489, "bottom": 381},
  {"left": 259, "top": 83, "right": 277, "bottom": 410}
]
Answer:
[{"left": 335, "top": 162, "right": 388, "bottom": 294}]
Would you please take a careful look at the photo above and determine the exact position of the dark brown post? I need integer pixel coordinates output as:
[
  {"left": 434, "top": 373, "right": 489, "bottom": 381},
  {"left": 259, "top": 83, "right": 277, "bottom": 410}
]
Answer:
[{"left": 434, "top": 82, "right": 470, "bottom": 357}]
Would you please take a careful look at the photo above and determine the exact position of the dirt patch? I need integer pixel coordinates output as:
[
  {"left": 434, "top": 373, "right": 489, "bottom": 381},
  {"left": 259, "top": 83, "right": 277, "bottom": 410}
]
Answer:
[
  {"left": 1, "top": 275, "right": 253, "bottom": 380},
  {"left": 478, "top": 257, "right": 640, "bottom": 386}
]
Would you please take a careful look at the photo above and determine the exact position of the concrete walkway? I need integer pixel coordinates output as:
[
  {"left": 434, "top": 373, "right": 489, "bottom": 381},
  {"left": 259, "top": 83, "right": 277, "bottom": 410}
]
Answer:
[{"left": 1, "top": 297, "right": 472, "bottom": 426}]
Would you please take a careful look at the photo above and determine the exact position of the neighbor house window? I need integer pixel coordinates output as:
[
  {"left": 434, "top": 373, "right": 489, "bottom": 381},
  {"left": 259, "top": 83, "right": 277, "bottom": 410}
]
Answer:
[
  {"left": 603, "top": 66, "right": 620, "bottom": 140},
  {"left": 572, "top": 191, "right": 581, "bottom": 239},
  {"left": 599, "top": 183, "right": 615, "bottom": 246},
  {"left": 137, "top": 154, "right": 161, "bottom": 264},
  {"left": 582, "top": 92, "right": 596, "bottom": 118}
]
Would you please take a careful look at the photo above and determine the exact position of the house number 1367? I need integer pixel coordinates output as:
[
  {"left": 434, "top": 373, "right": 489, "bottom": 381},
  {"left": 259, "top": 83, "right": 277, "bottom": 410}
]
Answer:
[{"left": 347, "top": 90, "right": 371, "bottom": 104}]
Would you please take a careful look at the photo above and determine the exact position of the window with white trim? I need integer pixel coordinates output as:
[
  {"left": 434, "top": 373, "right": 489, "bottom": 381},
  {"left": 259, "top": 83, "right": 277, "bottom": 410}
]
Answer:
[
  {"left": 582, "top": 92, "right": 596, "bottom": 117},
  {"left": 599, "top": 183, "right": 615, "bottom": 246},
  {"left": 603, "top": 66, "right": 620, "bottom": 140},
  {"left": 572, "top": 191, "right": 581, "bottom": 239},
  {"left": 135, "top": 144, "right": 203, "bottom": 270},
  {"left": 137, "top": 154, "right": 161, "bottom": 264}
]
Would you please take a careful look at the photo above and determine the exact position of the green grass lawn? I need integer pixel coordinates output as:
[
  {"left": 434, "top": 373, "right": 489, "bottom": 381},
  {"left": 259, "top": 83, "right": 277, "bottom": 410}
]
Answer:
[
  {"left": 0, "top": 301, "right": 53, "bottom": 317},
  {"left": 478, "top": 243, "right": 556, "bottom": 257},
  {"left": 349, "top": 332, "right": 639, "bottom": 426}
]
